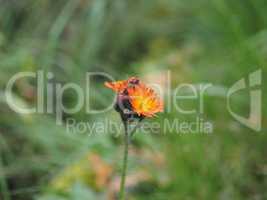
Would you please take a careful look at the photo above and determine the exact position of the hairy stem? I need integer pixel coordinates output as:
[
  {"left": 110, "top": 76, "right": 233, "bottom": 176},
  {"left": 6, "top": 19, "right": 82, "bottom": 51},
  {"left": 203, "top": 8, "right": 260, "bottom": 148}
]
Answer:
[{"left": 119, "top": 122, "right": 130, "bottom": 200}]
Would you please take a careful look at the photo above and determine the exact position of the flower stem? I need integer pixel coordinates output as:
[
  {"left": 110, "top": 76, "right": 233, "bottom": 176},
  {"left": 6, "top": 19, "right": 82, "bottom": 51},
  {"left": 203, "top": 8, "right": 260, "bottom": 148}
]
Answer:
[{"left": 119, "top": 122, "right": 130, "bottom": 200}]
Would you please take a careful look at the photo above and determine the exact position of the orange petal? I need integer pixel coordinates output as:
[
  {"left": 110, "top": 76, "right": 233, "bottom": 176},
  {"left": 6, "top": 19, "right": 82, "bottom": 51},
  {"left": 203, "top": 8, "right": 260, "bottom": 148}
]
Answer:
[{"left": 104, "top": 80, "right": 128, "bottom": 92}]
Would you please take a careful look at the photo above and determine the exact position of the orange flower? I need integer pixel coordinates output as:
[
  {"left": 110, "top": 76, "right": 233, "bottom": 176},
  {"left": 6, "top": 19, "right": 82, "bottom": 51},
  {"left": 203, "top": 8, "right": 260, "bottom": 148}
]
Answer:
[
  {"left": 127, "top": 84, "right": 163, "bottom": 117},
  {"left": 104, "top": 80, "right": 128, "bottom": 93},
  {"left": 105, "top": 77, "right": 163, "bottom": 119},
  {"left": 104, "top": 77, "right": 140, "bottom": 93}
]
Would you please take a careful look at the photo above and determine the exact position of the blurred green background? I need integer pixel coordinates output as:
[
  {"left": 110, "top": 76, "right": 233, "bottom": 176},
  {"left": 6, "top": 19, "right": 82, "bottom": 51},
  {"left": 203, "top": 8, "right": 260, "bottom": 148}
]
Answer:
[{"left": 0, "top": 0, "right": 266, "bottom": 199}]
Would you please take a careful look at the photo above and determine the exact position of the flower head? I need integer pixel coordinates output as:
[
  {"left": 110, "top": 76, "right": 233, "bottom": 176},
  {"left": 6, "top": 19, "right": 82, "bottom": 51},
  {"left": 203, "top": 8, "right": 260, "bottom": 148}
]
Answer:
[
  {"left": 127, "top": 84, "right": 163, "bottom": 117},
  {"left": 105, "top": 77, "right": 163, "bottom": 120},
  {"left": 104, "top": 77, "right": 140, "bottom": 92}
]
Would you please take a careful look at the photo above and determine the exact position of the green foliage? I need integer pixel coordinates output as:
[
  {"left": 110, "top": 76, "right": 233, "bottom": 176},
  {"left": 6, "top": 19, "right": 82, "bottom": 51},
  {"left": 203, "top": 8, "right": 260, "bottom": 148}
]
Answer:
[{"left": 0, "top": 0, "right": 266, "bottom": 199}]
